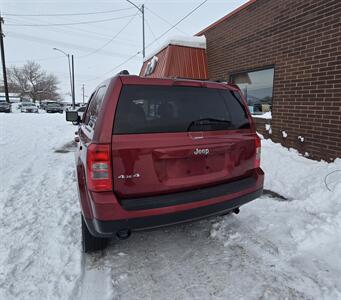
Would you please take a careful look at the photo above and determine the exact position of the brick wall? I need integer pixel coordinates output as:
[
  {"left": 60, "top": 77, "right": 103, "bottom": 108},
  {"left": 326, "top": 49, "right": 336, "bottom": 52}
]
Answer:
[{"left": 200, "top": 0, "right": 341, "bottom": 161}]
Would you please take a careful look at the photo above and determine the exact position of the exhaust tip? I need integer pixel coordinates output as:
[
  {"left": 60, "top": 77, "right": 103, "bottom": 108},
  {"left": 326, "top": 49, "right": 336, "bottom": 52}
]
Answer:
[
  {"left": 116, "top": 229, "right": 131, "bottom": 240},
  {"left": 233, "top": 208, "right": 240, "bottom": 214}
]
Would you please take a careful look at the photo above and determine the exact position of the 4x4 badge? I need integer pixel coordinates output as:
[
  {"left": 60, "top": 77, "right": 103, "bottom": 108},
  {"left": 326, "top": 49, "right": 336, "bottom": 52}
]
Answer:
[{"left": 117, "top": 173, "right": 140, "bottom": 179}]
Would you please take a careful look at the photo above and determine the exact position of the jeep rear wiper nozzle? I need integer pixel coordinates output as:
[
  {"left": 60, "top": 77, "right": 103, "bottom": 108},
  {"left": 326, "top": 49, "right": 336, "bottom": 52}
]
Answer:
[{"left": 187, "top": 118, "right": 232, "bottom": 131}]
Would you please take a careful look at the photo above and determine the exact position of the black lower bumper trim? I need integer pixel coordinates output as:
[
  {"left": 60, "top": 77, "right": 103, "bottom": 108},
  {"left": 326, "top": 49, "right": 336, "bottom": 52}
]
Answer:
[
  {"left": 87, "top": 188, "right": 263, "bottom": 238},
  {"left": 119, "top": 176, "right": 256, "bottom": 211}
]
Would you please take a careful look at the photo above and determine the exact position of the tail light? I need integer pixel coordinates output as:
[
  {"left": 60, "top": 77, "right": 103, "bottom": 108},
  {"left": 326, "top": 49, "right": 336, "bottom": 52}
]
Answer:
[
  {"left": 255, "top": 137, "right": 261, "bottom": 168},
  {"left": 86, "top": 144, "right": 113, "bottom": 192}
]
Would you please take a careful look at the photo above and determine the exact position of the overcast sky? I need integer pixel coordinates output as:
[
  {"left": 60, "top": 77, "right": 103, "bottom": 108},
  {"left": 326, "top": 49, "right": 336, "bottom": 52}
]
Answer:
[{"left": 1, "top": 0, "right": 247, "bottom": 103}]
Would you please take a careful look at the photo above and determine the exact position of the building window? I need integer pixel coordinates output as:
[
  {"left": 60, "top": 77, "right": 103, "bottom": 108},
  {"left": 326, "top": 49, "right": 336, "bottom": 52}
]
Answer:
[{"left": 230, "top": 67, "right": 274, "bottom": 115}]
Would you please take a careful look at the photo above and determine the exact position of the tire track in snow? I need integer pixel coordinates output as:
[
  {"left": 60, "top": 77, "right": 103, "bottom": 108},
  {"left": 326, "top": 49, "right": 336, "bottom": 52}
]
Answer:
[
  {"left": 1, "top": 153, "right": 79, "bottom": 299},
  {"left": 0, "top": 114, "right": 83, "bottom": 300},
  {"left": 78, "top": 211, "right": 324, "bottom": 300}
]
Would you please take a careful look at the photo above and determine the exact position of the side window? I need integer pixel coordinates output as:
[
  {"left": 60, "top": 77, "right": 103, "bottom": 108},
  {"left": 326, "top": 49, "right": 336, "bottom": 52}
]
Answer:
[
  {"left": 84, "top": 86, "right": 106, "bottom": 128},
  {"left": 82, "top": 92, "right": 94, "bottom": 122}
]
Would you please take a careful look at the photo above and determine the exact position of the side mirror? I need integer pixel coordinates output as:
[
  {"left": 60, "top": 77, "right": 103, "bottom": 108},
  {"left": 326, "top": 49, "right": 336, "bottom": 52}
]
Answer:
[{"left": 66, "top": 111, "right": 80, "bottom": 125}]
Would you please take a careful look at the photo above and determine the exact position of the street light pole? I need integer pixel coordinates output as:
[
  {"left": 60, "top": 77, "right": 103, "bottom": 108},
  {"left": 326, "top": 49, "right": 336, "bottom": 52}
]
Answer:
[
  {"left": 52, "top": 47, "right": 74, "bottom": 106},
  {"left": 71, "top": 55, "right": 75, "bottom": 109},
  {"left": 126, "top": 0, "right": 145, "bottom": 58},
  {"left": 82, "top": 84, "right": 85, "bottom": 104}
]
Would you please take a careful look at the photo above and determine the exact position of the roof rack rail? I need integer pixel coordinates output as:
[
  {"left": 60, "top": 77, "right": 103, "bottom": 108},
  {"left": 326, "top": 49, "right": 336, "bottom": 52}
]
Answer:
[{"left": 118, "top": 70, "right": 129, "bottom": 75}]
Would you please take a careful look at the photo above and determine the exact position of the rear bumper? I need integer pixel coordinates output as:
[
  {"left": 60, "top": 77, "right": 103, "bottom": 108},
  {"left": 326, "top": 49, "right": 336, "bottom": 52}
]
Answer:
[{"left": 84, "top": 169, "right": 264, "bottom": 237}]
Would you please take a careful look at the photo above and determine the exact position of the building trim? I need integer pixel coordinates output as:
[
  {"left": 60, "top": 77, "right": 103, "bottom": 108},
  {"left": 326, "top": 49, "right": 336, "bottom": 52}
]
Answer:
[{"left": 196, "top": 0, "right": 257, "bottom": 36}]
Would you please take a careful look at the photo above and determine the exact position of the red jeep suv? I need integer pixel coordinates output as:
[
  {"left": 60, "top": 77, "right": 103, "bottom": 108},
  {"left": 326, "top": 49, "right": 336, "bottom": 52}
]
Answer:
[{"left": 66, "top": 74, "right": 264, "bottom": 252}]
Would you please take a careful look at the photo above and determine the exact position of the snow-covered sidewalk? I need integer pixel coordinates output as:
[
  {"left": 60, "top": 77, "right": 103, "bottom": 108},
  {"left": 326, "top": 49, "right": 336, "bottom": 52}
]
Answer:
[{"left": 0, "top": 113, "right": 340, "bottom": 300}]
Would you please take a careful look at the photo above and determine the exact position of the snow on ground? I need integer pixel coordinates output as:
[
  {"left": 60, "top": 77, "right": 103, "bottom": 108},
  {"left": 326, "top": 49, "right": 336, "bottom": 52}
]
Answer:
[
  {"left": 0, "top": 112, "right": 340, "bottom": 300},
  {"left": 253, "top": 111, "right": 272, "bottom": 119}
]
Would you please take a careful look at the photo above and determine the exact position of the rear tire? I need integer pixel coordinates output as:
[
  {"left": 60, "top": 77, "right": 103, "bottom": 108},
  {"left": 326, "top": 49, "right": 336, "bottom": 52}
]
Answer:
[{"left": 81, "top": 215, "right": 109, "bottom": 253}]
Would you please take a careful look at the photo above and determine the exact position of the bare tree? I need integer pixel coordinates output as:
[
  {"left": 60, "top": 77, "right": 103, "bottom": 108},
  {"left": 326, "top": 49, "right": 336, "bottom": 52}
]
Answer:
[{"left": 8, "top": 61, "right": 60, "bottom": 103}]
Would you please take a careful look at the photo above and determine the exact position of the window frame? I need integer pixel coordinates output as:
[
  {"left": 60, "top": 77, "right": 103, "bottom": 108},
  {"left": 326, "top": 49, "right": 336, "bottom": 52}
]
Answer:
[{"left": 229, "top": 65, "right": 275, "bottom": 115}]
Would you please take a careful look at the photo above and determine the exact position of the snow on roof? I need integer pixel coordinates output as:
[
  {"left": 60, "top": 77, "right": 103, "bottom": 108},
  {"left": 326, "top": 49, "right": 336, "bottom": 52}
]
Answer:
[{"left": 144, "top": 35, "right": 206, "bottom": 62}]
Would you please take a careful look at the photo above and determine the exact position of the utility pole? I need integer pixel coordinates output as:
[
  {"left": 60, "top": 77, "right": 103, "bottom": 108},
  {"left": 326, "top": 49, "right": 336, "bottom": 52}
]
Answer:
[
  {"left": 0, "top": 14, "right": 10, "bottom": 103},
  {"left": 126, "top": 1, "right": 145, "bottom": 58},
  {"left": 81, "top": 84, "right": 85, "bottom": 104},
  {"left": 142, "top": 4, "right": 145, "bottom": 58},
  {"left": 71, "top": 54, "right": 75, "bottom": 109},
  {"left": 53, "top": 47, "right": 73, "bottom": 104}
]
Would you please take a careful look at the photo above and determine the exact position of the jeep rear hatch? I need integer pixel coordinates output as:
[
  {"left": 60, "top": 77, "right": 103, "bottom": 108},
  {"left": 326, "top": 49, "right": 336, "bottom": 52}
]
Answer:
[{"left": 111, "top": 84, "right": 258, "bottom": 198}]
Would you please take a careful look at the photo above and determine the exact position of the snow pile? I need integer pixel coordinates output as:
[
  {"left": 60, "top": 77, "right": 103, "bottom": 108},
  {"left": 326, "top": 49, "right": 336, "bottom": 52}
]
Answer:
[
  {"left": 298, "top": 135, "right": 305, "bottom": 142},
  {"left": 211, "top": 139, "right": 341, "bottom": 299},
  {"left": 253, "top": 111, "right": 272, "bottom": 119}
]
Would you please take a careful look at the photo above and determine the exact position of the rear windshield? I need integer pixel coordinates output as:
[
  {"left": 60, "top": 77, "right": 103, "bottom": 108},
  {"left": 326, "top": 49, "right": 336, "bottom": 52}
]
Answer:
[{"left": 113, "top": 85, "right": 250, "bottom": 134}]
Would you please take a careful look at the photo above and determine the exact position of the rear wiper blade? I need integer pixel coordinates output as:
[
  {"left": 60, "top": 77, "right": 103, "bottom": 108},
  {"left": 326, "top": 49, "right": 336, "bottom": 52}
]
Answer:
[{"left": 187, "top": 118, "right": 232, "bottom": 131}]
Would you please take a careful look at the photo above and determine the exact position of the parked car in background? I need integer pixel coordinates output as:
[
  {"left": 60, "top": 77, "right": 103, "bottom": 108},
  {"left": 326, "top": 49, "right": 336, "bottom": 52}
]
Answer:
[
  {"left": 0, "top": 101, "right": 11, "bottom": 113},
  {"left": 66, "top": 74, "right": 264, "bottom": 253},
  {"left": 20, "top": 102, "right": 38, "bottom": 113},
  {"left": 45, "top": 102, "right": 63, "bottom": 113},
  {"left": 40, "top": 102, "right": 47, "bottom": 110}
]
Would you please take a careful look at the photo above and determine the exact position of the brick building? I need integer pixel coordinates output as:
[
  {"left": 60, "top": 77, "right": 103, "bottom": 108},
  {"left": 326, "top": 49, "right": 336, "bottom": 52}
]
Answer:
[{"left": 197, "top": 0, "right": 341, "bottom": 161}]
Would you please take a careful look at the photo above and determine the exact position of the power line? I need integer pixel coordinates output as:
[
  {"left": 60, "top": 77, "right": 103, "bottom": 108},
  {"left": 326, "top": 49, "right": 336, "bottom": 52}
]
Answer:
[
  {"left": 84, "top": 51, "right": 141, "bottom": 82},
  {"left": 6, "top": 31, "right": 136, "bottom": 58},
  {"left": 145, "top": 18, "right": 160, "bottom": 47},
  {"left": 6, "top": 16, "right": 140, "bottom": 47},
  {"left": 146, "top": 0, "right": 208, "bottom": 49},
  {"left": 7, "top": 55, "right": 65, "bottom": 64},
  {"left": 79, "top": 12, "right": 139, "bottom": 58},
  {"left": 145, "top": 6, "right": 189, "bottom": 36},
  {"left": 3, "top": 7, "right": 134, "bottom": 17},
  {"left": 6, "top": 14, "right": 136, "bottom": 27},
  {"left": 84, "top": 0, "right": 209, "bottom": 83},
  {"left": 4, "top": 12, "right": 139, "bottom": 64}
]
